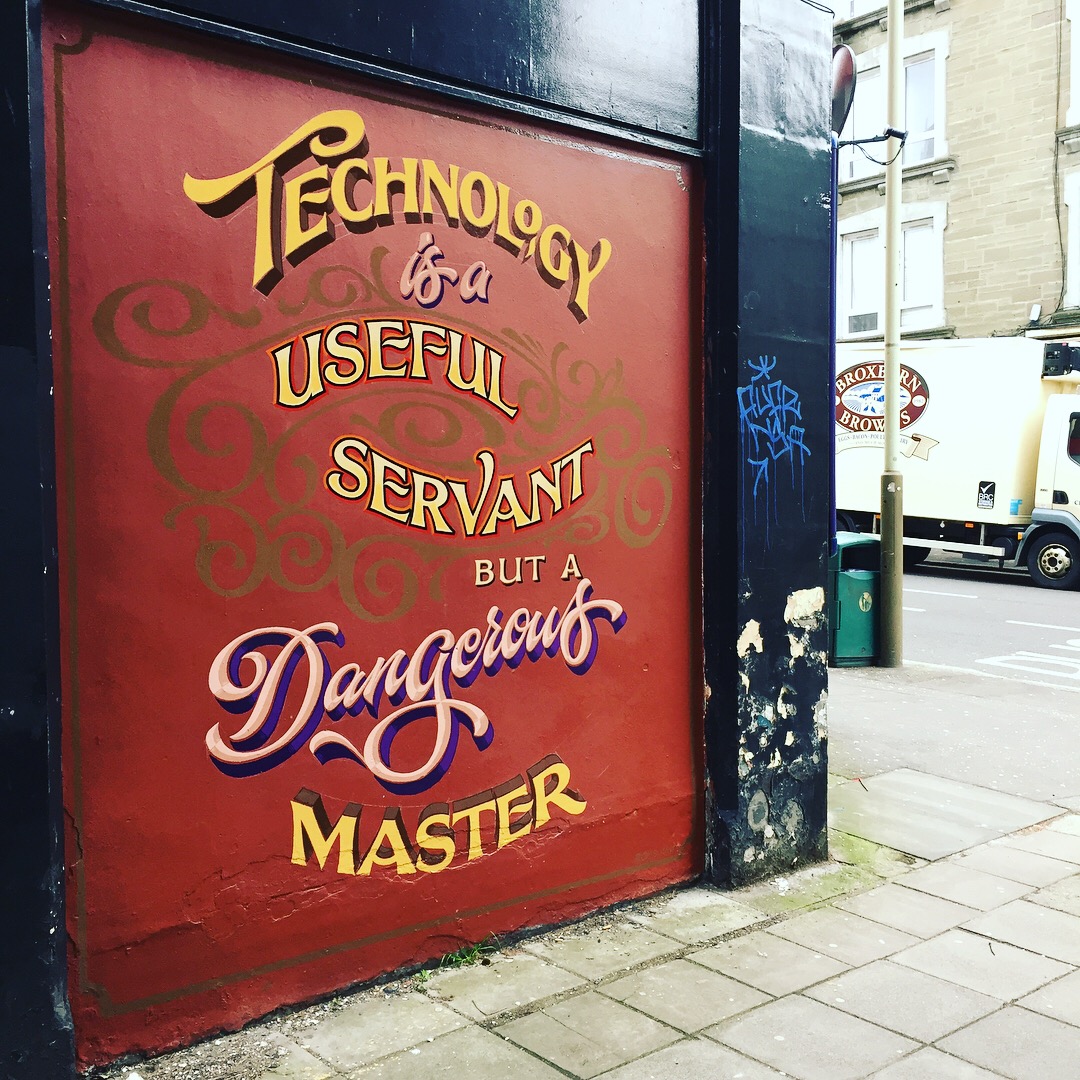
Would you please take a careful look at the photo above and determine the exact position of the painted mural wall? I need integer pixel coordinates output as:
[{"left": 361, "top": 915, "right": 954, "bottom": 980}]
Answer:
[{"left": 42, "top": 3, "right": 701, "bottom": 1064}]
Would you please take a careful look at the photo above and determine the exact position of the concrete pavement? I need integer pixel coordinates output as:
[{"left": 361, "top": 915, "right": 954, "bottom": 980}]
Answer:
[{"left": 90, "top": 663, "right": 1080, "bottom": 1080}]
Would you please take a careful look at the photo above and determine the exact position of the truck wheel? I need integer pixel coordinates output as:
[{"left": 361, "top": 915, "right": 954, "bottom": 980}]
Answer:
[{"left": 1027, "top": 532, "right": 1080, "bottom": 589}]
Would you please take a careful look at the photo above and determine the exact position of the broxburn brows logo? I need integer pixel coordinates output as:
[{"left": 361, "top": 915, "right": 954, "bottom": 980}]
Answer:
[{"left": 834, "top": 361, "right": 929, "bottom": 433}]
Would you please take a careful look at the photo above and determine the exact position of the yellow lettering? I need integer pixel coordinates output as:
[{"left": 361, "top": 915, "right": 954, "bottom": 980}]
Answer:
[
  {"left": 421, "top": 160, "right": 460, "bottom": 224},
  {"left": 326, "top": 436, "right": 370, "bottom": 501},
  {"left": 447, "top": 450, "right": 496, "bottom": 536},
  {"left": 407, "top": 321, "right": 448, "bottom": 379},
  {"left": 415, "top": 804, "right": 456, "bottom": 873},
  {"left": 184, "top": 110, "right": 367, "bottom": 292},
  {"left": 529, "top": 756, "right": 587, "bottom": 829},
  {"left": 324, "top": 321, "right": 366, "bottom": 386},
  {"left": 537, "top": 222, "right": 572, "bottom": 285},
  {"left": 357, "top": 808, "right": 417, "bottom": 875},
  {"left": 451, "top": 791, "right": 497, "bottom": 860},
  {"left": 562, "top": 440, "right": 594, "bottom": 502},
  {"left": 291, "top": 789, "right": 361, "bottom": 875},
  {"left": 330, "top": 157, "right": 373, "bottom": 226},
  {"left": 270, "top": 331, "right": 324, "bottom": 408},
  {"left": 373, "top": 156, "right": 420, "bottom": 219},
  {"left": 283, "top": 164, "right": 332, "bottom": 264},
  {"left": 366, "top": 320, "right": 411, "bottom": 378},
  {"left": 495, "top": 777, "right": 534, "bottom": 849},
  {"left": 460, "top": 170, "right": 497, "bottom": 230},
  {"left": 568, "top": 238, "right": 613, "bottom": 321},
  {"left": 408, "top": 469, "right": 454, "bottom": 534},
  {"left": 480, "top": 476, "right": 533, "bottom": 535},
  {"left": 513, "top": 199, "right": 543, "bottom": 256},
  {"left": 368, "top": 447, "right": 412, "bottom": 524},
  {"left": 494, "top": 182, "right": 524, "bottom": 254}
]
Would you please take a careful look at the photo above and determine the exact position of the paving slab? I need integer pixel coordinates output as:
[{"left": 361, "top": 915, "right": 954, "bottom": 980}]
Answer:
[
  {"left": 706, "top": 995, "right": 917, "bottom": 1080},
  {"left": 347, "top": 1026, "right": 566, "bottom": 1080},
  {"left": 419, "top": 951, "right": 585, "bottom": 1021},
  {"left": 803, "top": 959, "right": 1000, "bottom": 1042},
  {"left": 734, "top": 859, "right": 880, "bottom": 916},
  {"left": 829, "top": 770, "right": 1057, "bottom": 860},
  {"left": 1047, "top": 813, "right": 1080, "bottom": 836},
  {"left": 868, "top": 1046, "right": 1009, "bottom": 1079},
  {"left": 689, "top": 930, "right": 849, "bottom": 996},
  {"left": 835, "top": 881, "right": 977, "bottom": 938},
  {"left": 520, "top": 921, "right": 681, "bottom": 981},
  {"left": 998, "top": 827, "right": 1080, "bottom": 865},
  {"left": 299, "top": 992, "right": 465, "bottom": 1072},
  {"left": 600, "top": 958, "right": 771, "bottom": 1033},
  {"left": 625, "top": 885, "right": 765, "bottom": 943},
  {"left": 767, "top": 907, "right": 920, "bottom": 967},
  {"left": 596, "top": 1036, "right": 790, "bottom": 1080},
  {"left": 937, "top": 1005, "right": 1080, "bottom": 1080},
  {"left": 828, "top": 829, "right": 926, "bottom": 879},
  {"left": 258, "top": 1033, "right": 337, "bottom": 1080},
  {"left": 1018, "top": 968, "right": 1080, "bottom": 1026},
  {"left": 891, "top": 929, "right": 1072, "bottom": 999},
  {"left": 1029, "top": 874, "right": 1080, "bottom": 917},
  {"left": 496, "top": 990, "right": 680, "bottom": 1079},
  {"left": 895, "top": 861, "right": 1032, "bottom": 911},
  {"left": 952, "top": 844, "right": 1077, "bottom": 887},
  {"left": 962, "top": 899, "right": 1080, "bottom": 965}
]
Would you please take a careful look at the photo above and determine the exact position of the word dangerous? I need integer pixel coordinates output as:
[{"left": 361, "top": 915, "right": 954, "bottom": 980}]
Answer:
[{"left": 205, "top": 578, "right": 625, "bottom": 792}]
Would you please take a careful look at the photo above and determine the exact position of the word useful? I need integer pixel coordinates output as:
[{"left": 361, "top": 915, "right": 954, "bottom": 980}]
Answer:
[
  {"left": 206, "top": 578, "right": 626, "bottom": 792},
  {"left": 291, "top": 755, "right": 585, "bottom": 876},
  {"left": 325, "top": 438, "right": 593, "bottom": 536},
  {"left": 183, "top": 109, "right": 611, "bottom": 319},
  {"left": 271, "top": 316, "right": 517, "bottom": 419}
]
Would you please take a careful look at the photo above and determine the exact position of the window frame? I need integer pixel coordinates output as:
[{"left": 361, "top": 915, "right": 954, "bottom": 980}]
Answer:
[
  {"left": 836, "top": 202, "right": 948, "bottom": 340},
  {"left": 837, "top": 31, "right": 950, "bottom": 183}
]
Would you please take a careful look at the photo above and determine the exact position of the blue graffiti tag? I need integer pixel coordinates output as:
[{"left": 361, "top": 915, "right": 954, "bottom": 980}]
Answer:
[{"left": 737, "top": 355, "right": 811, "bottom": 548}]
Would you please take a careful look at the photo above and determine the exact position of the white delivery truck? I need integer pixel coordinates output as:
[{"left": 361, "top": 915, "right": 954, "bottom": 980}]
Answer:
[{"left": 834, "top": 336, "right": 1080, "bottom": 589}]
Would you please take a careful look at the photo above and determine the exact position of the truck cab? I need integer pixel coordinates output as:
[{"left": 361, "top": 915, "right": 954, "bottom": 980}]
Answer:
[{"left": 1022, "top": 393, "right": 1080, "bottom": 587}]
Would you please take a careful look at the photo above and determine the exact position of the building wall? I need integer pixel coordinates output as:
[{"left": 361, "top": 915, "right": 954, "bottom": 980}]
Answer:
[
  {"left": 2, "top": 0, "right": 835, "bottom": 1071},
  {"left": 835, "top": 0, "right": 1076, "bottom": 340}
]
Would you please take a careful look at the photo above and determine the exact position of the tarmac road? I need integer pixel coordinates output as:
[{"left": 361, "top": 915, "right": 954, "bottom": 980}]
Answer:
[{"left": 828, "top": 557, "right": 1080, "bottom": 804}]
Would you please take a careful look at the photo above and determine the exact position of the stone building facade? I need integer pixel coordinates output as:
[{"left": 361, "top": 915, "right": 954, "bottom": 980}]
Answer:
[{"left": 834, "top": 0, "right": 1080, "bottom": 342}]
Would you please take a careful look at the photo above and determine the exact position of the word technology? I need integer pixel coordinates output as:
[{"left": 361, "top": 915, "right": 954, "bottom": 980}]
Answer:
[
  {"left": 205, "top": 578, "right": 626, "bottom": 792},
  {"left": 183, "top": 110, "right": 612, "bottom": 318}
]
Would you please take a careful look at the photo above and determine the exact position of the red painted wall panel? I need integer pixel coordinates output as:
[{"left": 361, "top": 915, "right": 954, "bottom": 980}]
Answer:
[{"left": 43, "top": 4, "right": 702, "bottom": 1065}]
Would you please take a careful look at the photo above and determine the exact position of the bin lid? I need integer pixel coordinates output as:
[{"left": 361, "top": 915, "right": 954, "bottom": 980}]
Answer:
[
  {"left": 833, "top": 530, "right": 880, "bottom": 571},
  {"left": 835, "top": 530, "right": 880, "bottom": 550}
]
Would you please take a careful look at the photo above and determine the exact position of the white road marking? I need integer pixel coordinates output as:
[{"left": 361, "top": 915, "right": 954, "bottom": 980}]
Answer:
[
  {"left": 902, "top": 607, "right": 926, "bottom": 613},
  {"left": 1007, "top": 620, "right": 1080, "bottom": 633},
  {"left": 979, "top": 651, "right": 1080, "bottom": 679},
  {"left": 912, "top": 660, "right": 1080, "bottom": 693},
  {"left": 903, "top": 588, "right": 978, "bottom": 599}
]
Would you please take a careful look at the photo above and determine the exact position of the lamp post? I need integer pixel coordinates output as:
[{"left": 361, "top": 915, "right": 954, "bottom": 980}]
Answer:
[{"left": 880, "top": 0, "right": 904, "bottom": 667}]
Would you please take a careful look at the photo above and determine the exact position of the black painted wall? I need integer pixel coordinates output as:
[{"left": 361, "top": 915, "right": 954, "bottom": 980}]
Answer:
[
  {"left": 1, "top": 2, "right": 75, "bottom": 1077},
  {"left": 704, "top": 0, "right": 833, "bottom": 886},
  {"left": 90, "top": 0, "right": 701, "bottom": 147}
]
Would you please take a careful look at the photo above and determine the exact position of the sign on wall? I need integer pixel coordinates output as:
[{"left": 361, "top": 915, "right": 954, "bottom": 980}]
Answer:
[{"left": 43, "top": 3, "right": 700, "bottom": 1062}]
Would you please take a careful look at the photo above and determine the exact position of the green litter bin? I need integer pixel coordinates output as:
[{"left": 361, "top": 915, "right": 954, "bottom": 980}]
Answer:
[{"left": 829, "top": 531, "right": 880, "bottom": 667}]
